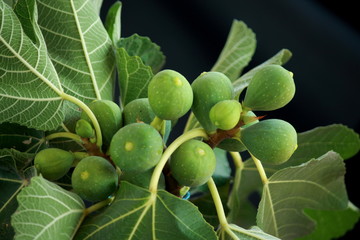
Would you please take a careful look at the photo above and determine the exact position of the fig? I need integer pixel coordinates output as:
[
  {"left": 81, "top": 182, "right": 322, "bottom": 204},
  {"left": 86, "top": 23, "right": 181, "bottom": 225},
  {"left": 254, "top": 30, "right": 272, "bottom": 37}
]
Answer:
[
  {"left": 71, "top": 156, "right": 118, "bottom": 202},
  {"left": 191, "top": 72, "right": 234, "bottom": 133},
  {"left": 108, "top": 123, "right": 163, "bottom": 172},
  {"left": 34, "top": 148, "right": 75, "bottom": 181},
  {"left": 123, "top": 98, "right": 155, "bottom": 125},
  {"left": 209, "top": 100, "right": 242, "bottom": 130},
  {"left": 148, "top": 69, "right": 193, "bottom": 120},
  {"left": 240, "top": 119, "right": 297, "bottom": 164},
  {"left": 75, "top": 119, "right": 95, "bottom": 138},
  {"left": 243, "top": 65, "right": 295, "bottom": 111},
  {"left": 81, "top": 100, "right": 122, "bottom": 146},
  {"left": 170, "top": 139, "right": 216, "bottom": 187}
]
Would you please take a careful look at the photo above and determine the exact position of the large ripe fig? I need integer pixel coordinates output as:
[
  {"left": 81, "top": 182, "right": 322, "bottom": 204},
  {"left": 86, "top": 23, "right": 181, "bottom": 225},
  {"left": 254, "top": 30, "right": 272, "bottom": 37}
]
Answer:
[
  {"left": 148, "top": 69, "right": 193, "bottom": 120},
  {"left": 108, "top": 123, "right": 163, "bottom": 172},
  {"left": 209, "top": 100, "right": 242, "bottom": 130},
  {"left": 191, "top": 72, "right": 234, "bottom": 133},
  {"left": 81, "top": 100, "right": 122, "bottom": 146},
  {"left": 34, "top": 148, "right": 75, "bottom": 181},
  {"left": 243, "top": 65, "right": 295, "bottom": 111},
  {"left": 71, "top": 156, "right": 118, "bottom": 202},
  {"left": 240, "top": 119, "right": 297, "bottom": 164},
  {"left": 170, "top": 139, "right": 216, "bottom": 187},
  {"left": 123, "top": 98, "right": 155, "bottom": 125}
]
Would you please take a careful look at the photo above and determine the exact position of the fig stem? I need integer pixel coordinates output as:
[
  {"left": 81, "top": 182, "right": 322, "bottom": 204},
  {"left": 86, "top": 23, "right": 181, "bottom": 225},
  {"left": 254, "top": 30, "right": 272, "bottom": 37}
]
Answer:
[
  {"left": 45, "top": 132, "right": 83, "bottom": 143},
  {"left": 183, "top": 112, "right": 196, "bottom": 133},
  {"left": 251, "top": 154, "right": 269, "bottom": 184},
  {"left": 229, "top": 151, "right": 243, "bottom": 170},
  {"left": 84, "top": 196, "right": 115, "bottom": 216},
  {"left": 148, "top": 128, "right": 208, "bottom": 193},
  {"left": 61, "top": 93, "right": 103, "bottom": 150},
  {"left": 207, "top": 177, "right": 238, "bottom": 239},
  {"left": 150, "top": 116, "right": 164, "bottom": 132}
]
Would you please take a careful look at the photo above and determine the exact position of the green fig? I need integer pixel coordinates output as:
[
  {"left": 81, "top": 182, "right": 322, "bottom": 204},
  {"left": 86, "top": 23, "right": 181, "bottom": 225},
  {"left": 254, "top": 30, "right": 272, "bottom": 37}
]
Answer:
[
  {"left": 191, "top": 72, "right": 234, "bottom": 133},
  {"left": 148, "top": 69, "right": 193, "bottom": 120},
  {"left": 123, "top": 98, "right": 156, "bottom": 125},
  {"left": 170, "top": 140, "right": 216, "bottom": 187},
  {"left": 243, "top": 65, "right": 295, "bottom": 111},
  {"left": 34, "top": 148, "right": 75, "bottom": 181},
  {"left": 240, "top": 119, "right": 297, "bottom": 164},
  {"left": 71, "top": 156, "right": 118, "bottom": 202},
  {"left": 81, "top": 100, "right": 122, "bottom": 146},
  {"left": 209, "top": 100, "right": 242, "bottom": 130},
  {"left": 108, "top": 123, "right": 163, "bottom": 172},
  {"left": 75, "top": 119, "right": 95, "bottom": 138}
]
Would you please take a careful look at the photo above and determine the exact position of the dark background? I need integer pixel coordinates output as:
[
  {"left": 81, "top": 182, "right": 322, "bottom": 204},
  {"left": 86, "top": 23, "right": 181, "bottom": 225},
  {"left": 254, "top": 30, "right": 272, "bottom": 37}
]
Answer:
[{"left": 101, "top": 0, "right": 360, "bottom": 238}]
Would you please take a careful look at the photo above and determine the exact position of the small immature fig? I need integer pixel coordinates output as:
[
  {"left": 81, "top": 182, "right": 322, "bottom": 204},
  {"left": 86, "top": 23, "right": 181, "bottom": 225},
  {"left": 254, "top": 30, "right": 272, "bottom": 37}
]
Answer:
[
  {"left": 148, "top": 69, "right": 193, "bottom": 120},
  {"left": 209, "top": 100, "right": 242, "bottom": 130},
  {"left": 243, "top": 65, "right": 295, "bottom": 111},
  {"left": 109, "top": 123, "right": 163, "bottom": 172},
  {"left": 75, "top": 119, "right": 95, "bottom": 138},
  {"left": 191, "top": 72, "right": 234, "bottom": 133},
  {"left": 123, "top": 98, "right": 156, "bottom": 125},
  {"left": 81, "top": 100, "right": 122, "bottom": 146},
  {"left": 34, "top": 148, "right": 75, "bottom": 180},
  {"left": 240, "top": 119, "right": 297, "bottom": 164},
  {"left": 170, "top": 140, "right": 216, "bottom": 187},
  {"left": 71, "top": 156, "right": 118, "bottom": 202}
]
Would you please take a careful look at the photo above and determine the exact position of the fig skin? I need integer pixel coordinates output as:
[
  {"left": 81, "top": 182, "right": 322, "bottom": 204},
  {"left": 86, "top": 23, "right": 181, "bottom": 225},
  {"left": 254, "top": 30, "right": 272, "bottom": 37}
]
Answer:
[
  {"left": 71, "top": 156, "right": 118, "bottom": 202},
  {"left": 170, "top": 139, "right": 216, "bottom": 187},
  {"left": 34, "top": 148, "right": 75, "bottom": 181},
  {"left": 108, "top": 123, "right": 163, "bottom": 172},
  {"left": 240, "top": 119, "right": 297, "bottom": 164},
  {"left": 81, "top": 100, "right": 122, "bottom": 146},
  {"left": 209, "top": 100, "right": 242, "bottom": 130},
  {"left": 243, "top": 65, "right": 295, "bottom": 111},
  {"left": 123, "top": 98, "right": 155, "bottom": 125},
  {"left": 191, "top": 72, "right": 234, "bottom": 134},
  {"left": 148, "top": 69, "right": 193, "bottom": 120}
]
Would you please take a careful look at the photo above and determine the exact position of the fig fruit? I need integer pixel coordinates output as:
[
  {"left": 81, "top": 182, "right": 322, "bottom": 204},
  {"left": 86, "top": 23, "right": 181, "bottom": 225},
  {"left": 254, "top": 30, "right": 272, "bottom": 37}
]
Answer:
[
  {"left": 148, "top": 69, "right": 193, "bottom": 120},
  {"left": 81, "top": 100, "right": 122, "bottom": 146},
  {"left": 191, "top": 72, "right": 234, "bottom": 133},
  {"left": 75, "top": 119, "right": 95, "bottom": 138},
  {"left": 240, "top": 119, "right": 297, "bottom": 164},
  {"left": 108, "top": 123, "right": 163, "bottom": 172},
  {"left": 71, "top": 156, "right": 118, "bottom": 202},
  {"left": 209, "top": 100, "right": 242, "bottom": 130},
  {"left": 123, "top": 98, "right": 155, "bottom": 125},
  {"left": 34, "top": 148, "right": 75, "bottom": 181},
  {"left": 170, "top": 139, "right": 216, "bottom": 187},
  {"left": 243, "top": 65, "right": 295, "bottom": 111}
]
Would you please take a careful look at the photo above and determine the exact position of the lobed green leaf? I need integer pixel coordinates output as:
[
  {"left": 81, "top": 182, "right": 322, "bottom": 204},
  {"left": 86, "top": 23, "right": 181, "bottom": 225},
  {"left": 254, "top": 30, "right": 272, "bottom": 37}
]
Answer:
[
  {"left": 105, "top": 1, "right": 122, "bottom": 44},
  {"left": 218, "top": 225, "right": 280, "bottom": 240}
]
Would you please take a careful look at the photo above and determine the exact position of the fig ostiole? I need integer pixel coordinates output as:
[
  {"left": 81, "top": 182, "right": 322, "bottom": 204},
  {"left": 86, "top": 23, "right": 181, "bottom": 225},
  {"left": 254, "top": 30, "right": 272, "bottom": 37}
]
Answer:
[
  {"left": 34, "top": 148, "right": 75, "bottom": 181},
  {"left": 191, "top": 71, "right": 234, "bottom": 134},
  {"left": 243, "top": 65, "right": 295, "bottom": 111},
  {"left": 209, "top": 100, "right": 242, "bottom": 130},
  {"left": 148, "top": 69, "right": 193, "bottom": 120},
  {"left": 81, "top": 99, "right": 122, "bottom": 147},
  {"left": 71, "top": 156, "right": 118, "bottom": 202},
  {"left": 170, "top": 139, "right": 216, "bottom": 187},
  {"left": 108, "top": 123, "right": 164, "bottom": 173},
  {"left": 240, "top": 119, "right": 297, "bottom": 164}
]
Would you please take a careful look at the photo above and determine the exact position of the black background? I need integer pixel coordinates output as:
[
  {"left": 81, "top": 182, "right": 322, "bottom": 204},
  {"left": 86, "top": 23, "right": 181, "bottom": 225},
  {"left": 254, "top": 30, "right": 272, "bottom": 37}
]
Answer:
[{"left": 100, "top": 1, "right": 360, "bottom": 238}]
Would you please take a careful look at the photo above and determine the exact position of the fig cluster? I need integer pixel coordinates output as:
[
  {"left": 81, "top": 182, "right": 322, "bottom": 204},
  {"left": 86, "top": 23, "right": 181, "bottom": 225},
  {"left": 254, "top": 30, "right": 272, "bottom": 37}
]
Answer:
[{"left": 32, "top": 65, "right": 298, "bottom": 202}]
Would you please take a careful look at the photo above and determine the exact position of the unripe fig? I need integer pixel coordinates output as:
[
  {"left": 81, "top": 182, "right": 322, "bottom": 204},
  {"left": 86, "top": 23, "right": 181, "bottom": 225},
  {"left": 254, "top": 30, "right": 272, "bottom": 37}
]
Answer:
[
  {"left": 240, "top": 119, "right": 297, "bottom": 164},
  {"left": 108, "top": 123, "right": 163, "bottom": 172},
  {"left": 120, "top": 167, "right": 165, "bottom": 189},
  {"left": 123, "top": 98, "right": 155, "bottom": 125},
  {"left": 34, "top": 148, "right": 75, "bottom": 181},
  {"left": 209, "top": 100, "right": 242, "bottom": 130},
  {"left": 170, "top": 140, "right": 216, "bottom": 187},
  {"left": 241, "top": 110, "right": 259, "bottom": 127},
  {"left": 71, "top": 156, "right": 118, "bottom": 202},
  {"left": 81, "top": 100, "right": 122, "bottom": 146},
  {"left": 148, "top": 69, "right": 193, "bottom": 120},
  {"left": 243, "top": 65, "right": 295, "bottom": 111},
  {"left": 191, "top": 72, "right": 234, "bottom": 133},
  {"left": 75, "top": 119, "right": 95, "bottom": 138}
]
